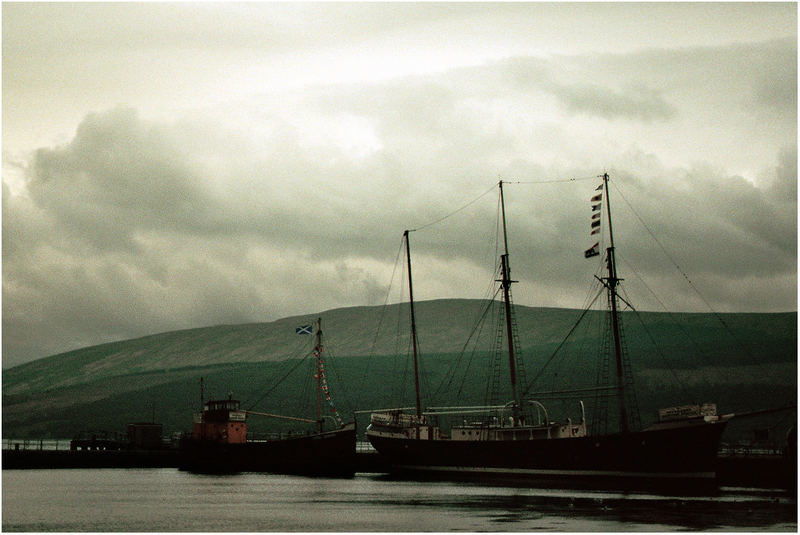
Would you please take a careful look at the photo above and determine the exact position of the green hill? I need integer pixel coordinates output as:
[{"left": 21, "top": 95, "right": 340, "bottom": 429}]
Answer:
[{"left": 2, "top": 299, "right": 796, "bottom": 444}]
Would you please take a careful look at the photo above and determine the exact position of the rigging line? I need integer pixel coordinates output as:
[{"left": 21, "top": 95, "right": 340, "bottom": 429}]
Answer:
[
  {"left": 520, "top": 288, "right": 604, "bottom": 399},
  {"left": 410, "top": 183, "right": 496, "bottom": 232},
  {"left": 401, "top": 322, "right": 416, "bottom": 408},
  {"left": 241, "top": 335, "right": 309, "bottom": 408},
  {"left": 609, "top": 179, "right": 728, "bottom": 324},
  {"left": 355, "top": 235, "right": 406, "bottom": 409},
  {"left": 321, "top": 347, "right": 354, "bottom": 413},
  {"left": 610, "top": 179, "right": 780, "bottom": 384},
  {"left": 245, "top": 351, "right": 313, "bottom": 412},
  {"left": 581, "top": 254, "right": 607, "bottom": 312},
  {"left": 447, "top": 263, "right": 505, "bottom": 400},
  {"left": 614, "top": 291, "right": 697, "bottom": 402},
  {"left": 386, "top": 256, "right": 414, "bottom": 407},
  {"left": 614, "top": 251, "right": 718, "bottom": 393},
  {"left": 298, "top": 356, "right": 315, "bottom": 415},
  {"left": 460, "top": 299, "right": 497, "bottom": 400},
  {"left": 392, "top": 261, "right": 410, "bottom": 404},
  {"left": 431, "top": 287, "right": 503, "bottom": 401},
  {"left": 505, "top": 175, "right": 598, "bottom": 185}
]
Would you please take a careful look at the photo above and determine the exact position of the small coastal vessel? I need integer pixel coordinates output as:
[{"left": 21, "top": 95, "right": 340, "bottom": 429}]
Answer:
[
  {"left": 180, "top": 318, "right": 356, "bottom": 475},
  {"left": 366, "top": 174, "right": 731, "bottom": 486}
]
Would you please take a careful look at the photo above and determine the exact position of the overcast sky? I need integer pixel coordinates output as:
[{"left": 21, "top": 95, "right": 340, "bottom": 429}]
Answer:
[{"left": 3, "top": 2, "right": 797, "bottom": 368}]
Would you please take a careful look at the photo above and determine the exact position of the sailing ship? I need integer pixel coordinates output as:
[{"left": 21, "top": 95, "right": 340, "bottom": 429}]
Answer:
[
  {"left": 180, "top": 318, "right": 357, "bottom": 475},
  {"left": 366, "top": 174, "right": 731, "bottom": 486}
]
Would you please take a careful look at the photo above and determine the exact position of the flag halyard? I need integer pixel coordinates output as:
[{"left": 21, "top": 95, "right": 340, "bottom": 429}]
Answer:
[{"left": 585, "top": 181, "right": 604, "bottom": 258}]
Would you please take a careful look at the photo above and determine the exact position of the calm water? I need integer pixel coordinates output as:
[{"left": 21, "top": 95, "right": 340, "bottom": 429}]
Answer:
[{"left": 2, "top": 469, "right": 796, "bottom": 532}]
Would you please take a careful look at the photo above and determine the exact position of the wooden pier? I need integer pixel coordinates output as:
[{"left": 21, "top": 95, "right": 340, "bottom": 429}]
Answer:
[
  {"left": 2, "top": 446, "right": 390, "bottom": 473},
  {"left": 2, "top": 445, "right": 792, "bottom": 491}
]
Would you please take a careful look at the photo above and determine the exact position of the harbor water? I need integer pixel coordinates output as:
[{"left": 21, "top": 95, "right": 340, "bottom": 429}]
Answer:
[{"left": 2, "top": 468, "right": 795, "bottom": 531}]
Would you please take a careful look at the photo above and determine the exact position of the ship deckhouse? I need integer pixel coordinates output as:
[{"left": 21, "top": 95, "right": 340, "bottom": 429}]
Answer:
[{"left": 192, "top": 397, "right": 247, "bottom": 444}]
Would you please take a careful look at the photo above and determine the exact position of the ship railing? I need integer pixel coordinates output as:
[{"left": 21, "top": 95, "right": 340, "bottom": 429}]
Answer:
[
  {"left": 355, "top": 406, "right": 417, "bottom": 415},
  {"left": 247, "top": 429, "right": 327, "bottom": 442},
  {"left": 718, "top": 442, "right": 787, "bottom": 457},
  {"left": 524, "top": 385, "right": 620, "bottom": 400},
  {"left": 3, "top": 438, "right": 72, "bottom": 451},
  {"left": 357, "top": 407, "right": 422, "bottom": 426},
  {"left": 356, "top": 441, "right": 376, "bottom": 453},
  {"left": 247, "top": 432, "right": 284, "bottom": 442},
  {"left": 425, "top": 400, "right": 550, "bottom": 427}
]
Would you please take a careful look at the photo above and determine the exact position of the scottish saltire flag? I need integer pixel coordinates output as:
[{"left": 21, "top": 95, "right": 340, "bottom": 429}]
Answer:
[{"left": 296, "top": 324, "right": 313, "bottom": 335}]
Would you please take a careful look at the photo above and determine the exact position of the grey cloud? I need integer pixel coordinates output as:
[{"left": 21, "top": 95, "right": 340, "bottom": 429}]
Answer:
[
  {"left": 770, "top": 147, "right": 798, "bottom": 202},
  {"left": 602, "top": 155, "right": 797, "bottom": 283},
  {"left": 3, "top": 36, "right": 796, "bottom": 367},
  {"left": 498, "top": 38, "right": 796, "bottom": 124},
  {"left": 26, "top": 107, "right": 216, "bottom": 254},
  {"left": 754, "top": 71, "right": 797, "bottom": 112},
  {"left": 495, "top": 56, "right": 678, "bottom": 122},
  {"left": 746, "top": 40, "right": 797, "bottom": 114},
  {"left": 547, "top": 81, "right": 676, "bottom": 121},
  {"left": 4, "top": 102, "right": 794, "bottom": 367},
  {"left": 3, "top": 106, "right": 407, "bottom": 366}
]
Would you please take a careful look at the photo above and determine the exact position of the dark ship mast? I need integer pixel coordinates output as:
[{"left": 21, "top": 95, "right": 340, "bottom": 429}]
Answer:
[
  {"left": 365, "top": 173, "right": 730, "bottom": 485},
  {"left": 402, "top": 182, "right": 527, "bottom": 427},
  {"left": 403, "top": 230, "right": 423, "bottom": 422},
  {"left": 600, "top": 172, "right": 628, "bottom": 433},
  {"left": 498, "top": 180, "right": 522, "bottom": 425},
  {"left": 315, "top": 318, "right": 324, "bottom": 433}
]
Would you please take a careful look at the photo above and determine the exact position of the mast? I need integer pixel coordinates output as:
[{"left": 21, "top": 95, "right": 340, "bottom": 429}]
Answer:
[
  {"left": 404, "top": 230, "right": 423, "bottom": 421},
  {"left": 314, "top": 317, "right": 323, "bottom": 433},
  {"left": 601, "top": 172, "right": 629, "bottom": 434},
  {"left": 498, "top": 181, "right": 522, "bottom": 425}
]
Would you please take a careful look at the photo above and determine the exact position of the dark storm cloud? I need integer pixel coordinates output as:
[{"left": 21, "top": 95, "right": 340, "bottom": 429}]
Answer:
[
  {"left": 611, "top": 159, "right": 797, "bottom": 278},
  {"left": 3, "top": 37, "right": 796, "bottom": 367},
  {"left": 25, "top": 108, "right": 217, "bottom": 254},
  {"left": 3, "top": 107, "right": 403, "bottom": 366}
]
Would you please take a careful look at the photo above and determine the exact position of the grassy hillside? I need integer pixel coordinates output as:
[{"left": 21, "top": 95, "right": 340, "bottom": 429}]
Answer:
[{"left": 3, "top": 300, "right": 795, "bottom": 445}]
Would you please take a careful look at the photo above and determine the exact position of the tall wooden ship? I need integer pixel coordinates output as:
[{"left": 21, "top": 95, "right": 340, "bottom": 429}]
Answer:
[
  {"left": 180, "top": 318, "right": 356, "bottom": 475},
  {"left": 366, "top": 174, "right": 731, "bottom": 486}
]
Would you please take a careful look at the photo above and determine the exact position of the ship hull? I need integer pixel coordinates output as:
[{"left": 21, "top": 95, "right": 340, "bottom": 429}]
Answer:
[
  {"left": 180, "top": 423, "right": 356, "bottom": 476},
  {"left": 367, "top": 419, "right": 728, "bottom": 486}
]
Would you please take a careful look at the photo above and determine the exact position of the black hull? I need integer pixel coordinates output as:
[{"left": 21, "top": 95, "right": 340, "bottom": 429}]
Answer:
[
  {"left": 367, "top": 419, "right": 728, "bottom": 487},
  {"left": 180, "top": 423, "right": 356, "bottom": 476}
]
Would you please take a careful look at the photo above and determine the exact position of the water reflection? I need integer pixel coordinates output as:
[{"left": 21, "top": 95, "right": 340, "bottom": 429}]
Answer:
[
  {"left": 350, "top": 475, "right": 795, "bottom": 531},
  {"left": 2, "top": 469, "right": 795, "bottom": 532}
]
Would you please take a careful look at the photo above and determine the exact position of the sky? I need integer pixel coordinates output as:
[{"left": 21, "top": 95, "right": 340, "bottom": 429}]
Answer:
[{"left": 2, "top": 2, "right": 797, "bottom": 368}]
